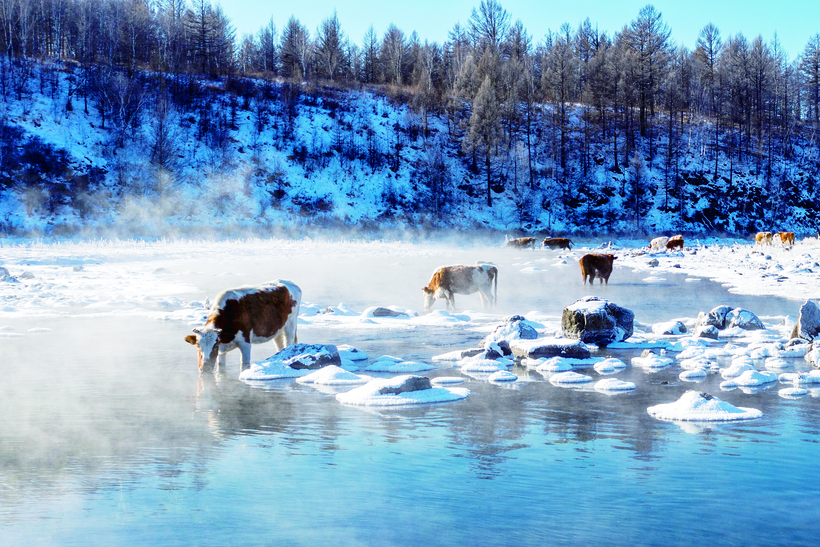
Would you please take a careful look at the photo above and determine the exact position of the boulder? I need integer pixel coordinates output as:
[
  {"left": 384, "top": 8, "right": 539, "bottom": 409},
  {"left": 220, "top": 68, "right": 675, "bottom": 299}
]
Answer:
[
  {"left": 790, "top": 300, "right": 820, "bottom": 341},
  {"left": 509, "top": 338, "right": 591, "bottom": 360},
  {"left": 19, "top": 271, "right": 35, "bottom": 279},
  {"left": 370, "top": 307, "right": 409, "bottom": 318},
  {"left": 377, "top": 376, "right": 432, "bottom": 395},
  {"left": 695, "top": 325, "right": 720, "bottom": 339},
  {"left": 647, "top": 258, "right": 659, "bottom": 267},
  {"left": 0, "top": 266, "right": 18, "bottom": 283},
  {"left": 561, "top": 297, "right": 634, "bottom": 347},
  {"left": 482, "top": 315, "right": 538, "bottom": 346},
  {"left": 696, "top": 305, "right": 733, "bottom": 330},
  {"left": 726, "top": 308, "right": 765, "bottom": 330},
  {"left": 651, "top": 320, "right": 688, "bottom": 335},
  {"left": 268, "top": 343, "right": 342, "bottom": 370}
]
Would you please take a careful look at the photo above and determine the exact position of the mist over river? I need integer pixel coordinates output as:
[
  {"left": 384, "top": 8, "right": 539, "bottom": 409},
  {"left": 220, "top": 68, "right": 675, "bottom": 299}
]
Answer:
[{"left": 1, "top": 237, "right": 819, "bottom": 546}]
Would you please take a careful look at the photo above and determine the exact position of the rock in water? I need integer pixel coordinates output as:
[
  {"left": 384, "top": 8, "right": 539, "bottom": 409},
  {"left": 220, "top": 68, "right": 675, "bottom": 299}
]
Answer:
[
  {"left": 791, "top": 300, "right": 820, "bottom": 341},
  {"left": 377, "top": 376, "right": 432, "bottom": 395},
  {"left": 509, "top": 338, "right": 591, "bottom": 360},
  {"left": 482, "top": 315, "right": 538, "bottom": 346},
  {"left": 725, "top": 308, "right": 765, "bottom": 330},
  {"left": 696, "top": 305, "right": 733, "bottom": 330},
  {"left": 269, "top": 343, "right": 342, "bottom": 370},
  {"left": 370, "top": 307, "right": 409, "bottom": 318},
  {"left": 561, "top": 297, "right": 634, "bottom": 347}
]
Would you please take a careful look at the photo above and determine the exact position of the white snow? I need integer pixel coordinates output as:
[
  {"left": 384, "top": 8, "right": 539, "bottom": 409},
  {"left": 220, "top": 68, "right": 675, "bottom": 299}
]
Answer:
[
  {"left": 719, "top": 370, "right": 778, "bottom": 389},
  {"left": 593, "top": 358, "right": 628, "bottom": 374},
  {"left": 364, "top": 359, "right": 434, "bottom": 373},
  {"left": 296, "top": 366, "right": 370, "bottom": 386},
  {"left": 594, "top": 378, "right": 636, "bottom": 392},
  {"left": 488, "top": 370, "right": 518, "bottom": 382},
  {"left": 647, "top": 391, "right": 763, "bottom": 422},
  {"left": 549, "top": 371, "right": 593, "bottom": 385},
  {"left": 335, "top": 376, "right": 469, "bottom": 406}
]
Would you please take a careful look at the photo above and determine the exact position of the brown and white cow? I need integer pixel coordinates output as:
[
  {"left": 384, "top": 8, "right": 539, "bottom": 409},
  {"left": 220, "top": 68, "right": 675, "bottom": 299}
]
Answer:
[
  {"left": 185, "top": 280, "right": 301, "bottom": 373},
  {"left": 755, "top": 231, "right": 773, "bottom": 245},
  {"left": 542, "top": 237, "right": 573, "bottom": 250},
  {"left": 665, "top": 235, "right": 684, "bottom": 250},
  {"left": 579, "top": 254, "right": 617, "bottom": 285},
  {"left": 776, "top": 231, "right": 795, "bottom": 248},
  {"left": 423, "top": 264, "right": 498, "bottom": 311},
  {"left": 648, "top": 236, "right": 669, "bottom": 250},
  {"left": 506, "top": 237, "right": 537, "bottom": 249}
]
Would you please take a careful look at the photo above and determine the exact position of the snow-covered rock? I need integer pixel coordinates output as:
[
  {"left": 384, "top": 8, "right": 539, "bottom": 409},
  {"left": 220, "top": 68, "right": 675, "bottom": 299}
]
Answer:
[
  {"left": 594, "top": 378, "right": 636, "bottom": 392},
  {"left": 647, "top": 390, "right": 763, "bottom": 422},
  {"left": 509, "top": 337, "right": 591, "bottom": 360},
  {"left": 790, "top": 300, "right": 820, "bottom": 341},
  {"left": 488, "top": 370, "right": 518, "bottom": 382},
  {"left": 336, "top": 375, "right": 469, "bottom": 406},
  {"left": 593, "top": 358, "right": 627, "bottom": 374},
  {"left": 719, "top": 369, "right": 778, "bottom": 389},
  {"left": 561, "top": 297, "right": 634, "bottom": 346},
  {"left": 481, "top": 315, "right": 539, "bottom": 347},
  {"left": 651, "top": 320, "right": 688, "bottom": 335},
  {"left": 725, "top": 308, "right": 765, "bottom": 330},
  {"left": 549, "top": 371, "right": 593, "bottom": 385},
  {"left": 239, "top": 344, "right": 342, "bottom": 381},
  {"left": 296, "top": 365, "right": 370, "bottom": 386}
]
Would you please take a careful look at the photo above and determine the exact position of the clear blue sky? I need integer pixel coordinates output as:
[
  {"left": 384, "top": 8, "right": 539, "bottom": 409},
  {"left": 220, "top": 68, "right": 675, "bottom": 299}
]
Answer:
[{"left": 221, "top": 0, "right": 819, "bottom": 61}]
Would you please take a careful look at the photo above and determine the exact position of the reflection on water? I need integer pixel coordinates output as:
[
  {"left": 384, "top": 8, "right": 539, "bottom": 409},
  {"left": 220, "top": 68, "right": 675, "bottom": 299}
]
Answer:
[{"left": 2, "top": 253, "right": 820, "bottom": 545}]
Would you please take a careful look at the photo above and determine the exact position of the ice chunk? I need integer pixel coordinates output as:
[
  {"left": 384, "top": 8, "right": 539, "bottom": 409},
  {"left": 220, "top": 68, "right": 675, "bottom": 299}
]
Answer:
[{"left": 647, "top": 390, "right": 762, "bottom": 422}]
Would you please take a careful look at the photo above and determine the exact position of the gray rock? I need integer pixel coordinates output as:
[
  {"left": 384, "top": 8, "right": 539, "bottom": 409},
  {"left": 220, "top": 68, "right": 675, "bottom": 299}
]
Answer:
[
  {"left": 561, "top": 297, "right": 634, "bottom": 347},
  {"left": 651, "top": 320, "right": 688, "bottom": 335},
  {"left": 378, "top": 376, "right": 432, "bottom": 395},
  {"left": 482, "top": 315, "right": 538, "bottom": 346},
  {"left": 270, "top": 343, "right": 342, "bottom": 370},
  {"left": 698, "top": 305, "right": 733, "bottom": 329},
  {"left": 695, "top": 325, "right": 720, "bottom": 339},
  {"left": 371, "top": 307, "right": 409, "bottom": 318},
  {"left": 73, "top": 265, "right": 84, "bottom": 272},
  {"left": 726, "top": 308, "right": 765, "bottom": 330},
  {"left": 509, "top": 338, "right": 591, "bottom": 360},
  {"left": 791, "top": 301, "right": 820, "bottom": 341},
  {"left": 647, "top": 258, "right": 659, "bottom": 267},
  {"left": 19, "top": 271, "right": 35, "bottom": 279},
  {"left": 0, "top": 266, "right": 18, "bottom": 283}
]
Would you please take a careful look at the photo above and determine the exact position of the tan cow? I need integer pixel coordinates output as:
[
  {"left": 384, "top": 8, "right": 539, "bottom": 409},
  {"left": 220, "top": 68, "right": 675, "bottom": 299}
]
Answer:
[
  {"left": 665, "top": 235, "right": 684, "bottom": 250},
  {"left": 580, "top": 254, "right": 617, "bottom": 285},
  {"left": 185, "top": 280, "right": 301, "bottom": 373},
  {"left": 423, "top": 264, "right": 498, "bottom": 311},
  {"left": 506, "top": 237, "right": 537, "bottom": 249},
  {"left": 542, "top": 237, "right": 573, "bottom": 250},
  {"left": 776, "top": 231, "right": 795, "bottom": 248},
  {"left": 755, "top": 232, "right": 773, "bottom": 245}
]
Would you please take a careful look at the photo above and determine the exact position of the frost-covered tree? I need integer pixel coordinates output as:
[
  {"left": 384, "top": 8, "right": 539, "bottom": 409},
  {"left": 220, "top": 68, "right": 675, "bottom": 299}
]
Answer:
[{"left": 466, "top": 76, "right": 504, "bottom": 207}]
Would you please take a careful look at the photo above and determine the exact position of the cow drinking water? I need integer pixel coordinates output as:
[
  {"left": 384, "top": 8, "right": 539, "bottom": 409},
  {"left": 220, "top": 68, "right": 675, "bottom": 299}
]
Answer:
[
  {"left": 422, "top": 265, "right": 498, "bottom": 311},
  {"left": 185, "top": 280, "right": 301, "bottom": 373}
]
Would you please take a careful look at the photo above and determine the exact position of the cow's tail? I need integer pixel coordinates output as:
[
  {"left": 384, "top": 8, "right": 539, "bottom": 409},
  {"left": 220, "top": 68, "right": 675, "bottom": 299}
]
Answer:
[
  {"left": 569, "top": 239, "right": 573, "bottom": 250},
  {"left": 493, "top": 267, "right": 498, "bottom": 306}
]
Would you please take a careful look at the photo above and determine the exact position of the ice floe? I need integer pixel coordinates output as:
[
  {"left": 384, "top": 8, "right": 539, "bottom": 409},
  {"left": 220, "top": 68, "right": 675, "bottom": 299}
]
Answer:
[
  {"left": 336, "top": 375, "right": 469, "bottom": 406},
  {"left": 647, "top": 390, "right": 763, "bottom": 422}
]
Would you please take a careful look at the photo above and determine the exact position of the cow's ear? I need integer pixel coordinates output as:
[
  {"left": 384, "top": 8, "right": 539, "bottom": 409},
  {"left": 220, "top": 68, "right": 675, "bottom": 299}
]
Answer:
[{"left": 185, "top": 334, "right": 198, "bottom": 345}]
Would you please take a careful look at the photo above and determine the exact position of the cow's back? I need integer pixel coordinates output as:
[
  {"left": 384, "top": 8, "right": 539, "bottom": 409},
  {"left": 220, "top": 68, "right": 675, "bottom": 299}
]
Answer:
[{"left": 209, "top": 281, "right": 300, "bottom": 343}]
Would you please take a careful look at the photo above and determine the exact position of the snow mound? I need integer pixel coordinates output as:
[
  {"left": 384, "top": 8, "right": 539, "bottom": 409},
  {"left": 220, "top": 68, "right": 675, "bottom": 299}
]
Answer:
[
  {"left": 594, "top": 378, "right": 636, "bottom": 392},
  {"left": 719, "top": 369, "right": 778, "bottom": 389},
  {"left": 431, "top": 376, "right": 465, "bottom": 385},
  {"left": 779, "top": 387, "right": 809, "bottom": 399},
  {"left": 296, "top": 365, "right": 370, "bottom": 386},
  {"left": 763, "top": 357, "right": 793, "bottom": 371},
  {"left": 488, "top": 370, "right": 518, "bottom": 382},
  {"left": 679, "top": 369, "right": 707, "bottom": 381},
  {"left": 549, "top": 371, "right": 593, "bottom": 385},
  {"left": 336, "top": 375, "right": 469, "bottom": 406},
  {"left": 721, "top": 362, "right": 757, "bottom": 379},
  {"left": 594, "top": 358, "right": 628, "bottom": 374},
  {"left": 778, "top": 370, "right": 820, "bottom": 385},
  {"left": 364, "top": 357, "right": 434, "bottom": 373},
  {"left": 647, "top": 391, "right": 763, "bottom": 422},
  {"left": 631, "top": 354, "right": 674, "bottom": 369},
  {"left": 336, "top": 344, "right": 368, "bottom": 361}
]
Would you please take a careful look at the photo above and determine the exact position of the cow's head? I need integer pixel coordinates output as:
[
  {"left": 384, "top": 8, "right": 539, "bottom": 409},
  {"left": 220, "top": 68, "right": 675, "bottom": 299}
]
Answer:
[
  {"left": 184, "top": 327, "right": 220, "bottom": 373},
  {"left": 422, "top": 286, "right": 436, "bottom": 310}
]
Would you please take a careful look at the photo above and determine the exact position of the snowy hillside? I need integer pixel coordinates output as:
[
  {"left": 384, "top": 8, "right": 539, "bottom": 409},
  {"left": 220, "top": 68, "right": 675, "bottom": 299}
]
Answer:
[{"left": 1, "top": 62, "right": 818, "bottom": 238}]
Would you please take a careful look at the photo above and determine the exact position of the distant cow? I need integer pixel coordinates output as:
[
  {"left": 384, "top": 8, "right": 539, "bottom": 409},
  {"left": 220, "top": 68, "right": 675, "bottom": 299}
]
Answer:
[
  {"left": 423, "top": 264, "right": 498, "bottom": 311},
  {"left": 185, "top": 280, "right": 301, "bottom": 373},
  {"left": 506, "top": 237, "right": 537, "bottom": 249},
  {"left": 648, "top": 236, "right": 669, "bottom": 250},
  {"left": 776, "top": 231, "right": 795, "bottom": 248},
  {"left": 579, "top": 254, "right": 617, "bottom": 285},
  {"left": 542, "top": 237, "right": 573, "bottom": 250},
  {"left": 755, "top": 231, "right": 773, "bottom": 245},
  {"left": 665, "top": 235, "right": 684, "bottom": 250}
]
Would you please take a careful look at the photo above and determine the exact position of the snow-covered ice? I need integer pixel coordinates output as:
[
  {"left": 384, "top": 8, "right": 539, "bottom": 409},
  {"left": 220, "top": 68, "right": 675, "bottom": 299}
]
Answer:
[
  {"left": 647, "top": 391, "right": 763, "bottom": 422},
  {"left": 336, "top": 376, "right": 470, "bottom": 406}
]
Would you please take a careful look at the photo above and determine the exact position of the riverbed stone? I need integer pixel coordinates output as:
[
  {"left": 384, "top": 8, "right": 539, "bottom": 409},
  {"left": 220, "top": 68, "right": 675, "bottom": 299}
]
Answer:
[
  {"left": 561, "top": 296, "right": 634, "bottom": 347},
  {"left": 482, "top": 315, "right": 538, "bottom": 346},
  {"left": 726, "top": 308, "right": 765, "bottom": 330},
  {"left": 509, "top": 338, "right": 591, "bottom": 360},
  {"left": 268, "top": 343, "right": 342, "bottom": 370},
  {"left": 378, "top": 376, "right": 432, "bottom": 395},
  {"left": 791, "top": 300, "right": 820, "bottom": 341}
]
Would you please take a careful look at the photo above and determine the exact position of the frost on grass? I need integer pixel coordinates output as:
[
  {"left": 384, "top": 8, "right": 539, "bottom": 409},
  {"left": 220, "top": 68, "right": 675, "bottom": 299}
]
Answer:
[
  {"left": 648, "top": 390, "right": 763, "bottom": 422},
  {"left": 336, "top": 375, "right": 469, "bottom": 406}
]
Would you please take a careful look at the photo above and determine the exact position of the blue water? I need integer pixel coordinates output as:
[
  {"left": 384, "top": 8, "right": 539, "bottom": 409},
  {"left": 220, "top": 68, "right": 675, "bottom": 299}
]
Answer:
[{"left": 1, "top": 249, "right": 819, "bottom": 546}]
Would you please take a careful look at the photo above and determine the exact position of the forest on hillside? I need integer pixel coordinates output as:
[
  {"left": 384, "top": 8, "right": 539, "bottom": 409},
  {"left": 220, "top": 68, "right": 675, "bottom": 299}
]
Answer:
[{"left": 1, "top": 0, "right": 819, "bottom": 236}]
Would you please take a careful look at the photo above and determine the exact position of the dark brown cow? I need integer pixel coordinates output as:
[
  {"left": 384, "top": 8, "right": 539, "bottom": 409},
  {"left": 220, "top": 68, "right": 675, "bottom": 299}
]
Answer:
[
  {"left": 185, "top": 280, "right": 301, "bottom": 373},
  {"left": 423, "top": 264, "right": 498, "bottom": 311},
  {"left": 579, "top": 254, "right": 617, "bottom": 285},
  {"left": 542, "top": 237, "right": 573, "bottom": 250},
  {"left": 777, "top": 231, "right": 795, "bottom": 248},
  {"left": 506, "top": 237, "right": 537, "bottom": 249},
  {"left": 665, "top": 235, "right": 684, "bottom": 250}
]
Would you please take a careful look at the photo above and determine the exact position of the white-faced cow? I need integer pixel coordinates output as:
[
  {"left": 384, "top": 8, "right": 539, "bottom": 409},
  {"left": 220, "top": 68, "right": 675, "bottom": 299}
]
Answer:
[
  {"left": 648, "top": 236, "right": 669, "bottom": 250},
  {"left": 185, "top": 280, "right": 301, "bottom": 373},
  {"left": 423, "top": 264, "right": 498, "bottom": 311}
]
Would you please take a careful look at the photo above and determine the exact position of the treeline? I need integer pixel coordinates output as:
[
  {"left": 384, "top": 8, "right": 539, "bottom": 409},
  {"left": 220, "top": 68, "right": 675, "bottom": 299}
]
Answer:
[{"left": 1, "top": 0, "right": 820, "bottom": 232}]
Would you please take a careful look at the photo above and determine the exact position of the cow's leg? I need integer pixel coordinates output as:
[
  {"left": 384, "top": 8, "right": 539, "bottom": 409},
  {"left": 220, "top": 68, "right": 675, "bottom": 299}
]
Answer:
[
  {"left": 217, "top": 351, "right": 227, "bottom": 371},
  {"left": 237, "top": 341, "right": 252, "bottom": 370},
  {"left": 447, "top": 292, "right": 455, "bottom": 311},
  {"left": 478, "top": 290, "right": 489, "bottom": 310}
]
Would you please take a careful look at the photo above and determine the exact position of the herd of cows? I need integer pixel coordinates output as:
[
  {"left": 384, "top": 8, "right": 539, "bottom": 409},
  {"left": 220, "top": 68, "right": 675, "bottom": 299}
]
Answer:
[{"left": 185, "top": 231, "right": 799, "bottom": 373}]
